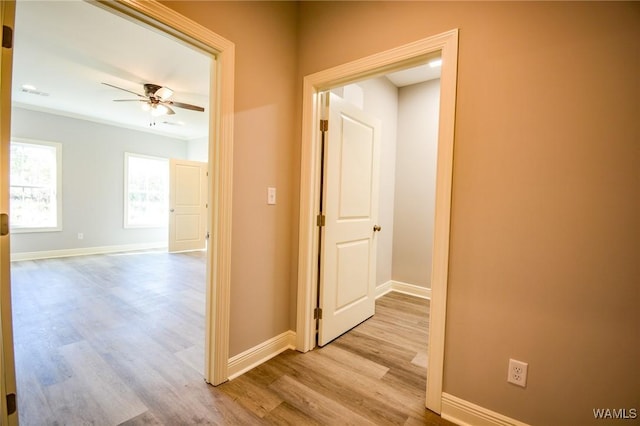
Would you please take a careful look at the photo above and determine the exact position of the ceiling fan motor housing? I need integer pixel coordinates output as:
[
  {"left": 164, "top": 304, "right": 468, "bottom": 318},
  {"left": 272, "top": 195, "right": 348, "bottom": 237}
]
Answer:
[{"left": 144, "top": 83, "right": 164, "bottom": 98}]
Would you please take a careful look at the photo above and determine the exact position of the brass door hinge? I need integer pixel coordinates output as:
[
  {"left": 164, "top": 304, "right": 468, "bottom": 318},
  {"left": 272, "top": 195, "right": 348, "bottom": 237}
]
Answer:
[
  {"left": 2, "top": 26, "right": 13, "bottom": 49},
  {"left": 6, "top": 393, "right": 16, "bottom": 415},
  {"left": 316, "top": 214, "right": 326, "bottom": 227},
  {"left": 314, "top": 307, "right": 323, "bottom": 320},
  {"left": 320, "top": 119, "right": 328, "bottom": 132},
  {"left": 0, "top": 213, "right": 9, "bottom": 236}
]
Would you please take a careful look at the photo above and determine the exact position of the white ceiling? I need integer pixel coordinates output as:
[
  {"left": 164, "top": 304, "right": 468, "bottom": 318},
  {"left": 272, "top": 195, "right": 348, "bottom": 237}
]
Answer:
[
  {"left": 11, "top": 1, "right": 439, "bottom": 141},
  {"left": 385, "top": 63, "right": 441, "bottom": 87},
  {"left": 13, "top": 1, "right": 211, "bottom": 141}
]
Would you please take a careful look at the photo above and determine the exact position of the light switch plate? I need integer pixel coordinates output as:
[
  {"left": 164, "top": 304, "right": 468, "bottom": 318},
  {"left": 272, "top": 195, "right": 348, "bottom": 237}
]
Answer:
[{"left": 267, "top": 187, "right": 276, "bottom": 205}]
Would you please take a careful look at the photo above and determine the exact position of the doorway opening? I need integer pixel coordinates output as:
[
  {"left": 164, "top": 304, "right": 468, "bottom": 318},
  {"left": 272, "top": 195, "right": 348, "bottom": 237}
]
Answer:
[
  {"left": 315, "top": 61, "right": 441, "bottom": 346},
  {"left": 1, "top": 2, "right": 234, "bottom": 421},
  {"left": 296, "top": 29, "right": 458, "bottom": 414},
  {"left": 10, "top": 0, "right": 211, "bottom": 258}
]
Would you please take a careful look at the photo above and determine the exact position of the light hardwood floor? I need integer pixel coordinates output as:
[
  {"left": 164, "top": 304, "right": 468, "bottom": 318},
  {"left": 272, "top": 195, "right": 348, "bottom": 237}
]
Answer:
[{"left": 10, "top": 251, "right": 453, "bottom": 425}]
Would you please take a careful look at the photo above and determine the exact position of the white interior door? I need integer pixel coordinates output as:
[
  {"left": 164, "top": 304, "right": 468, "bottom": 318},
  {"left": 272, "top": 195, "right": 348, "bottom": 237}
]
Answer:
[
  {"left": 168, "top": 159, "right": 208, "bottom": 253},
  {"left": 318, "top": 93, "right": 381, "bottom": 346}
]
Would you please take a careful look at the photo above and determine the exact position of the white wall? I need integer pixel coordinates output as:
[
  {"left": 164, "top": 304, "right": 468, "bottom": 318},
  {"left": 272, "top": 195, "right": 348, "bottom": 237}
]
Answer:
[
  {"left": 187, "top": 136, "right": 208, "bottom": 162},
  {"left": 392, "top": 79, "right": 440, "bottom": 288},
  {"left": 10, "top": 107, "right": 189, "bottom": 256}
]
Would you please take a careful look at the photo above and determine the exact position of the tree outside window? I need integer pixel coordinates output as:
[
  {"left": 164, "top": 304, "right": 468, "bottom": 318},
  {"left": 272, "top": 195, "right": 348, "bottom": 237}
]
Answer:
[{"left": 10, "top": 139, "right": 62, "bottom": 232}]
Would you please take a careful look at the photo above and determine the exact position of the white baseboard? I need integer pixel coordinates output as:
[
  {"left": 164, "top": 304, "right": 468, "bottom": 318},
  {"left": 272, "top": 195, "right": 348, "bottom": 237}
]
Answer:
[
  {"left": 375, "top": 280, "right": 394, "bottom": 298},
  {"left": 227, "top": 330, "right": 296, "bottom": 380},
  {"left": 10, "top": 242, "right": 167, "bottom": 261},
  {"left": 441, "top": 393, "right": 530, "bottom": 426},
  {"left": 376, "top": 280, "right": 431, "bottom": 300}
]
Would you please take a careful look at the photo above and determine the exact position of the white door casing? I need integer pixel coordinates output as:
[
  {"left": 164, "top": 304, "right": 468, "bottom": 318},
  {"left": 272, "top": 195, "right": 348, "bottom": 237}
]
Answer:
[
  {"left": 169, "top": 159, "right": 208, "bottom": 253},
  {"left": 0, "top": 302, "right": 7, "bottom": 424},
  {"left": 318, "top": 93, "right": 381, "bottom": 346},
  {"left": 0, "top": 1, "right": 17, "bottom": 424},
  {"left": 296, "top": 30, "right": 459, "bottom": 413}
]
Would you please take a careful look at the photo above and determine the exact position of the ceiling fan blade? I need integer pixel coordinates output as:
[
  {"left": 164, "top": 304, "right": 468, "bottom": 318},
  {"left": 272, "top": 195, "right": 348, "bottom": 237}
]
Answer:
[
  {"left": 102, "top": 82, "right": 146, "bottom": 98},
  {"left": 166, "top": 100, "right": 205, "bottom": 112}
]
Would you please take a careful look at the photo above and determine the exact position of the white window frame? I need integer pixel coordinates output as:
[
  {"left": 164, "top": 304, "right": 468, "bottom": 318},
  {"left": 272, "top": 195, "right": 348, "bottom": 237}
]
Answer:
[
  {"left": 124, "top": 152, "right": 169, "bottom": 229},
  {"left": 9, "top": 137, "right": 63, "bottom": 233}
]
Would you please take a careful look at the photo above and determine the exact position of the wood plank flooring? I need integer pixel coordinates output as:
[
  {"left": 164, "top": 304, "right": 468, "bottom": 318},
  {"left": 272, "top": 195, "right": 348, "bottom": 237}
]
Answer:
[{"left": 10, "top": 252, "right": 454, "bottom": 425}]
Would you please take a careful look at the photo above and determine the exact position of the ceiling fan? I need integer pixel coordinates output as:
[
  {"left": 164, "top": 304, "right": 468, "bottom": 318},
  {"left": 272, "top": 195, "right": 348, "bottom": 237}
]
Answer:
[{"left": 102, "top": 82, "right": 205, "bottom": 117}]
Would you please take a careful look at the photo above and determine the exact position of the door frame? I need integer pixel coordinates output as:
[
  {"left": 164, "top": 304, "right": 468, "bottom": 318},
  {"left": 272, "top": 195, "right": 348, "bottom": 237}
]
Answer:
[
  {"left": 95, "top": 0, "right": 235, "bottom": 386},
  {"left": 1, "top": 2, "right": 17, "bottom": 423},
  {"left": 0, "top": 0, "right": 235, "bottom": 386},
  {"left": 296, "top": 29, "right": 458, "bottom": 413}
]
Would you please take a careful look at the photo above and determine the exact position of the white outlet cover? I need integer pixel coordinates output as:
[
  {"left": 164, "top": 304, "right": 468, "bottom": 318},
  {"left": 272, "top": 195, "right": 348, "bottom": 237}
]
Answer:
[{"left": 508, "top": 358, "right": 528, "bottom": 387}]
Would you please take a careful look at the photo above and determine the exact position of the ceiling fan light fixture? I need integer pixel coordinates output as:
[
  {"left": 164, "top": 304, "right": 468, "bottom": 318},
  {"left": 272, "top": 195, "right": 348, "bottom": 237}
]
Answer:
[
  {"left": 106, "top": 82, "right": 203, "bottom": 119},
  {"left": 155, "top": 86, "right": 173, "bottom": 101},
  {"left": 151, "top": 103, "right": 169, "bottom": 116}
]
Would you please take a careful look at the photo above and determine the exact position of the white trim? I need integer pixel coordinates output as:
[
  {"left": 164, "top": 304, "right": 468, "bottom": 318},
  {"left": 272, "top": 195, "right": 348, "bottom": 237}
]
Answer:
[
  {"left": 9, "top": 137, "right": 63, "bottom": 233},
  {"left": 227, "top": 331, "right": 296, "bottom": 380},
  {"left": 441, "top": 393, "right": 531, "bottom": 426},
  {"left": 1, "top": 3, "right": 19, "bottom": 423},
  {"left": 296, "top": 29, "right": 459, "bottom": 414},
  {"left": 375, "top": 281, "right": 393, "bottom": 298},
  {"left": 376, "top": 280, "right": 432, "bottom": 300},
  {"left": 102, "top": 0, "right": 235, "bottom": 386},
  {"left": 10, "top": 242, "right": 167, "bottom": 262},
  {"left": 426, "top": 28, "right": 459, "bottom": 414}
]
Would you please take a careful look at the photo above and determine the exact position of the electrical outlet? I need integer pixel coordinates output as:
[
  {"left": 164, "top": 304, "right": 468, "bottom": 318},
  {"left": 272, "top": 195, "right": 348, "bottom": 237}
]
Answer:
[{"left": 507, "top": 358, "right": 528, "bottom": 387}]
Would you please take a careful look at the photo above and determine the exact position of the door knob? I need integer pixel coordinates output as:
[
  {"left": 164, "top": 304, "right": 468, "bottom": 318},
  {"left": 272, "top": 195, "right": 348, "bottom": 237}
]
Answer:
[{"left": 373, "top": 225, "right": 382, "bottom": 232}]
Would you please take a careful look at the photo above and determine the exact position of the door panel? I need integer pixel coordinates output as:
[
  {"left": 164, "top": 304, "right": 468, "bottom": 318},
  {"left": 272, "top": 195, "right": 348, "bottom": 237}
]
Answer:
[
  {"left": 338, "top": 116, "right": 374, "bottom": 218},
  {"left": 318, "top": 93, "right": 381, "bottom": 346},
  {"left": 169, "top": 159, "right": 207, "bottom": 253},
  {"left": 335, "top": 239, "right": 370, "bottom": 310}
]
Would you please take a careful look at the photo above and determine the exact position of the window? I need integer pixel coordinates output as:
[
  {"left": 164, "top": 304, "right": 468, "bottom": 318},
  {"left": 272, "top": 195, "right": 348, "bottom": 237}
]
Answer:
[
  {"left": 10, "top": 139, "right": 62, "bottom": 232},
  {"left": 124, "top": 153, "right": 169, "bottom": 228}
]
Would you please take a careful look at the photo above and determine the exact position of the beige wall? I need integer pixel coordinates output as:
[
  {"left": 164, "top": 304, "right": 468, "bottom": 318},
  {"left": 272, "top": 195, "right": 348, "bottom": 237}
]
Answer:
[
  {"left": 392, "top": 80, "right": 440, "bottom": 288},
  {"left": 298, "top": 2, "right": 639, "bottom": 425},
  {"left": 162, "top": 1, "right": 639, "bottom": 424}
]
